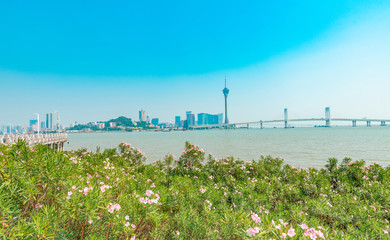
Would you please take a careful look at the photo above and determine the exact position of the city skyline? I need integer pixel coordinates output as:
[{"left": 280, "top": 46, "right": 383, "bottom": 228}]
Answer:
[{"left": 1, "top": 1, "right": 390, "bottom": 126}]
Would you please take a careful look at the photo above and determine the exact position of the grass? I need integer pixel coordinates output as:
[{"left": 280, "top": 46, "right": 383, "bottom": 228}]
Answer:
[{"left": 1, "top": 140, "right": 390, "bottom": 239}]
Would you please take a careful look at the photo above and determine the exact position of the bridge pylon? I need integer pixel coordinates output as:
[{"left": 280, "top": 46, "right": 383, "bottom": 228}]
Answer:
[
  {"left": 325, "top": 107, "right": 331, "bottom": 127},
  {"left": 284, "top": 108, "right": 288, "bottom": 128}
]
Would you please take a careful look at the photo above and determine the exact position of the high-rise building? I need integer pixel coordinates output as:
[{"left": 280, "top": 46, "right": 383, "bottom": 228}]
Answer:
[
  {"left": 46, "top": 113, "right": 53, "bottom": 129},
  {"left": 197, "top": 113, "right": 206, "bottom": 125},
  {"left": 30, "top": 119, "right": 38, "bottom": 127},
  {"left": 222, "top": 77, "right": 229, "bottom": 124},
  {"left": 186, "top": 111, "right": 195, "bottom": 126},
  {"left": 217, "top": 113, "right": 223, "bottom": 124},
  {"left": 139, "top": 110, "right": 146, "bottom": 122},
  {"left": 183, "top": 120, "right": 189, "bottom": 129},
  {"left": 146, "top": 115, "right": 151, "bottom": 123},
  {"left": 197, "top": 113, "right": 223, "bottom": 125},
  {"left": 175, "top": 116, "right": 181, "bottom": 127},
  {"left": 151, "top": 118, "right": 159, "bottom": 126}
]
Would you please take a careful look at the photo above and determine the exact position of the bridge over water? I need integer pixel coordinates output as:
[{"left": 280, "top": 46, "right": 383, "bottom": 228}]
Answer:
[
  {"left": 189, "top": 108, "right": 390, "bottom": 130},
  {"left": 0, "top": 133, "right": 68, "bottom": 150}
]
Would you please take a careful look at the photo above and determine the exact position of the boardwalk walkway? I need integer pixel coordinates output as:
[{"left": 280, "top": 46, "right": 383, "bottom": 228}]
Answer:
[{"left": 0, "top": 133, "right": 68, "bottom": 150}]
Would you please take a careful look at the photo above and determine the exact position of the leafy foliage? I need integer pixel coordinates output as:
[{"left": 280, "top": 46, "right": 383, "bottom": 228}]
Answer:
[{"left": 0, "top": 141, "right": 389, "bottom": 239}]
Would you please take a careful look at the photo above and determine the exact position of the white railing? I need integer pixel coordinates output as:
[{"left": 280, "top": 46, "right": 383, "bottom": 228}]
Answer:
[{"left": 0, "top": 133, "right": 68, "bottom": 146}]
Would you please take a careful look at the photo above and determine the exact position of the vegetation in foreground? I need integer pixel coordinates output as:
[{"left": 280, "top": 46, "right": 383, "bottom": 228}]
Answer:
[{"left": 1, "top": 141, "right": 390, "bottom": 239}]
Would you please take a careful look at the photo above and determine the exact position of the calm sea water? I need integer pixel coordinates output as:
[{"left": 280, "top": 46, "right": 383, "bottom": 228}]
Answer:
[{"left": 65, "top": 127, "right": 390, "bottom": 168}]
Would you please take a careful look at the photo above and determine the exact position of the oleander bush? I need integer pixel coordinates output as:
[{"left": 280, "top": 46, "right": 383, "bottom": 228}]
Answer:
[{"left": 1, "top": 140, "right": 390, "bottom": 239}]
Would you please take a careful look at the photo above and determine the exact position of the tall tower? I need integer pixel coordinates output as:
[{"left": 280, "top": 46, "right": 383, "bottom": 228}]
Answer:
[{"left": 222, "top": 77, "right": 229, "bottom": 124}]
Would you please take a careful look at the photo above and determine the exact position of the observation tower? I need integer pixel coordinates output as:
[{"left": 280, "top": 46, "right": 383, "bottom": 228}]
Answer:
[{"left": 222, "top": 77, "right": 229, "bottom": 124}]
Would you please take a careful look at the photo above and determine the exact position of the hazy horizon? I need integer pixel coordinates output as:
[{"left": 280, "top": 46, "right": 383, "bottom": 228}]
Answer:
[{"left": 1, "top": 1, "right": 390, "bottom": 126}]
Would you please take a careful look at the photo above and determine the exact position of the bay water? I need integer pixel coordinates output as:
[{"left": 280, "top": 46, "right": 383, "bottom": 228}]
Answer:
[{"left": 65, "top": 127, "right": 390, "bottom": 168}]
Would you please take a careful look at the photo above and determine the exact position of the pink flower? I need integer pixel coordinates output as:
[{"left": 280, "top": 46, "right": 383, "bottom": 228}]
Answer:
[
  {"left": 275, "top": 224, "right": 281, "bottom": 230},
  {"left": 83, "top": 187, "right": 92, "bottom": 196},
  {"left": 131, "top": 224, "right": 136, "bottom": 229},
  {"left": 125, "top": 215, "right": 129, "bottom": 220},
  {"left": 125, "top": 222, "right": 130, "bottom": 227},
  {"left": 88, "top": 219, "right": 93, "bottom": 224},
  {"left": 280, "top": 233, "right": 287, "bottom": 238},
  {"left": 300, "top": 224, "right": 308, "bottom": 230},
  {"left": 130, "top": 236, "right": 136, "bottom": 240},
  {"left": 107, "top": 203, "right": 121, "bottom": 213},
  {"left": 146, "top": 190, "right": 154, "bottom": 197},
  {"left": 246, "top": 227, "right": 260, "bottom": 237},
  {"left": 200, "top": 188, "right": 207, "bottom": 193},
  {"left": 384, "top": 229, "right": 389, "bottom": 234},
  {"left": 287, "top": 228, "right": 295, "bottom": 237},
  {"left": 279, "top": 219, "right": 288, "bottom": 227},
  {"left": 251, "top": 214, "right": 261, "bottom": 223}
]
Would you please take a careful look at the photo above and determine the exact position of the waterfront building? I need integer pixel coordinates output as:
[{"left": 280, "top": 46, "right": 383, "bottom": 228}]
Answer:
[
  {"left": 217, "top": 113, "right": 223, "bottom": 124},
  {"left": 97, "top": 122, "right": 105, "bottom": 129},
  {"left": 151, "top": 118, "right": 159, "bottom": 126},
  {"left": 183, "top": 120, "right": 189, "bottom": 129},
  {"left": 29, "top": 119, "right": 38, "bottom": 127},
  {"left": 40, "top": 121, "right": 46, "bottom": 130},
  {"left": 46, "top": 113, "right": 53, "bottom": 129},
  {"left": 186, "top": 111, "right": 195, "bottom": 126},
  {"left": 175, "top": 116, "right": 181, "bottom": 127},
  {"left": 109, "top": 122, "right": 116, "bottom": 128},
  {"left": 198, "top": 113, "right": 206, "bottom": 125},
  {"left": 197, "top": 113, "right": 223, "bottom": 125},
  {"left": 139, "top": 110, "right": 146, "bottom": 122},
  {"left": 146, "top": 115, "right": 151, "bottom": 123}
]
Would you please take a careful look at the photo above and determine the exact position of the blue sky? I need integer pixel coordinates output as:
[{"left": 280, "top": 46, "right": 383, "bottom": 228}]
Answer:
[{"left": 1, "top": 1, "right": 390, "bottom": 126}]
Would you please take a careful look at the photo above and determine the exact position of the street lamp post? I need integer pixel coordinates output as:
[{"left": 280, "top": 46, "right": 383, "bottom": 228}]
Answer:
[
  {"left": 54, "top": 111, "right": 60, "bottom": 132},
  {"left": 33, "top": 113, "right": 40, "bottom": 135}
]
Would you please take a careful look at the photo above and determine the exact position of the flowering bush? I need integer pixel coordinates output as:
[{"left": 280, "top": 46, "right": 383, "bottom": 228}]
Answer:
[{"left": 0, "top": 141, "right": 389, "bottom": 239}]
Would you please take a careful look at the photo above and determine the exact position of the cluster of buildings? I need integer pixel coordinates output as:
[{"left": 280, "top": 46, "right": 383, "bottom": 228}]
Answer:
[
  {"left": 142, "top": 80, "right": 229, "bottom": 129},
  {"left": 0, "top": 125, "right": 26, "bottom": 134},
  {"left": 139, "top": 109, "right": 224, "bottom": 129},
  {"left": 29, "top": 112, "right": 62, "bottom": 133},
  {"left": 1, "top": 112, "right": 63, "bottom": 134},
  {"left": 174, "top": 111, "right": 223, "bottom": 128},
  {"left": 2, "top": 80, "right": 230, "bottom": 134},
  {"left": 138, "top": 110, "right": 173, "bottom": 129}
]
